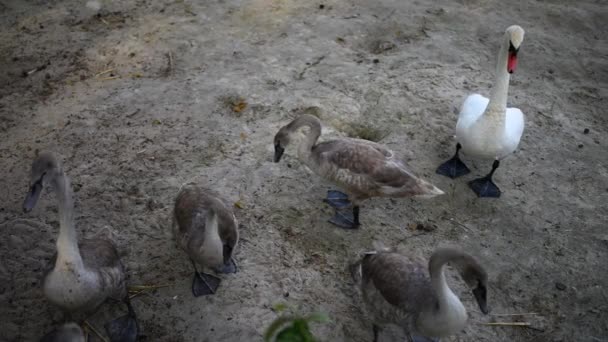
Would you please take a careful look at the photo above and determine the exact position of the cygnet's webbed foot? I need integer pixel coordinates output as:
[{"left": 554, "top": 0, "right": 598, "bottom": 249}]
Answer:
[
  {"left": 105, "top": 300, "right": 138, "bottom": 342},
  {"left": 409, "top": 335, "right": 439, "bottom": 342},
  {"left": 323, "top": 190, "right": 351, "bottom": 209},
  {"left": 192, "top": 271, "right": 221, "bottom": 297},
  {"left": 436, "top": 143, "right": 470, "bottom": 178},
  {"left": 214, "top": 258, "right": 237, "bottom": 274},
  {"left": 468, "top": 176, "right": 501, "bottom": 198},
  {"left": 328, "top": 206, "right": 360, "bottom": 229}
]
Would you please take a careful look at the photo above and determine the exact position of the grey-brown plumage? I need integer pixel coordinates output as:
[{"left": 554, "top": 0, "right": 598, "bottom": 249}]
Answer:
[
  {"left": 23, "top": 152, "right": 138, "bottom": 342},
  {"left": 39, "top": 323, "right": 85, "bottom": 342},
  {"left": 353, "top": 247, "right": 488, "bottom": 341},
  {"left": 173, "top": 184, "right": 239, "bottom": 296},
  {"left": 42, "top": 237, "right": 128, "bottom": 312},
  {"left": 273, "top": 115, "right": 444, "bottom": 228}
]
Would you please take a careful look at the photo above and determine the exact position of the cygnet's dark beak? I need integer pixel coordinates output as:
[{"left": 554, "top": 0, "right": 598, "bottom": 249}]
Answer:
[
  {"left": 472, "top": 283, "right": 489, "bottom": 314},
  {"left": 274, "top": 143, "right": 285, "bottom": 163},
  {"left": 23, "top": 178, "right": 43, "bottom": 213}
]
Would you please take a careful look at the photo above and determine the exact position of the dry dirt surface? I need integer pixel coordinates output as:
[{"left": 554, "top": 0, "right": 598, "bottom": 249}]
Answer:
[{"left": 1, "top": 0, "right": 607, "bottom": 341}]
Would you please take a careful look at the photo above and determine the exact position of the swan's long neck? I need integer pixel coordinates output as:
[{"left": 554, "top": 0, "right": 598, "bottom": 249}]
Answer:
[
  {"left": 293, "top": 116, "right": 321, "bottom": 162},
  {"left": 204, "top": 212, "right": 220, "bottom": 241},
  {"left": 484, "top": 35, "right": 511, "bottom": 119},
  {"left": 51, "top": 171, "right": 84, "bottom": 270},
  {"left": 423, "top": 252, "right": 467, "bottom": 329},
  {"left": 429, "top": 263, "right": 461, "bottom": 310},
  {"left": 202, "top": 211, "right": 223, "bottom": 261}
]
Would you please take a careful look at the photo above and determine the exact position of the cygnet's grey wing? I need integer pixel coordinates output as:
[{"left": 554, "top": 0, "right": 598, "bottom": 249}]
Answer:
[
  {"left": 313, "top": 140, "right": 420, "bottom": 194},
  {"left": 79, "top": 238, "right": 127, "bottom": 299},
  {"left": 361, "top": 252, "right": 434, "bottom": 316},
  {"left": 79, "top": 238, "right": 122, "bottom": 269},
  {"left": 173, "top": 186, "right": 211, "bottom": 249}
]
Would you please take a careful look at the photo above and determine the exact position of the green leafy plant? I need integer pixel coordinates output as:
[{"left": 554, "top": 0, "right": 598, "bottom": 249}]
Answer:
[{"left": 264, "top": 304, "right": 329, "bottom": 342}]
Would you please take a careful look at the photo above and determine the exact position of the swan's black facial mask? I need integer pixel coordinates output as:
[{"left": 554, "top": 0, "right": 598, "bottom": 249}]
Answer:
[
  {"left": 23, "top": 174, "right": 44, "bottom": 213},
  {"left": 274, "top": 143, "right": 285, "bottom": 163},
  {"left": 472, "top": 282, "right": 489, "bottom": 314},
  {"left": 507, "top": 41, "right": 519, "bottom": 74}
]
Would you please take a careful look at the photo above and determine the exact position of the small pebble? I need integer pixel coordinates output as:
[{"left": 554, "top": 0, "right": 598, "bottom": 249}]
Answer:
[
  {"left": 578, "top": 144, "right": 584, "bottom": 148},
  {"left": 319, "top": 4, "right": 325, "bottom": 9},
  {"left": 373, "top": 58, "right": 379, "bottom": 63},
  {"left": 583, "top": 128, "right": 590, "bottom": 134},
  {"left": 555, "top": 282, "right": 567, "bottom": 291}
]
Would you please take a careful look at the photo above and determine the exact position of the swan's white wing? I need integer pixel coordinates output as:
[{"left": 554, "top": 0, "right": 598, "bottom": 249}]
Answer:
[
  {"left": 504, "top": 107, "right": 525, "bottom": 150},
  {"left": 456, "top": 94, "right": 488, "bottom": 131}
]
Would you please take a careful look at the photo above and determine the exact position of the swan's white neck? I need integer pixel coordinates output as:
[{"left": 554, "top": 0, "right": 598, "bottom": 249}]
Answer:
[
  {"left": 485, "top": 35, "right": 511, "bottom": 117},
  {"left": 418, "top": 263, "right": 467, "bottom": 336},
  {"left": 201, "top": 212, "right": 223, "bottom": 263},
  {"left": 430, "top": 265, "right": 463, "bottom": 311},
  {"left": 51, "top": 172, "right": 84, "bottom": 271},
  {"left": 203, "top": 212, "right": 220, "bottom": 241}
]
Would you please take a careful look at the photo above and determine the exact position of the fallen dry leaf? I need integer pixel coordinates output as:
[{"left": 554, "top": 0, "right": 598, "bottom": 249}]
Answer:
[{"left": 233, "top": 100, "right": 247, "bottom": 113}]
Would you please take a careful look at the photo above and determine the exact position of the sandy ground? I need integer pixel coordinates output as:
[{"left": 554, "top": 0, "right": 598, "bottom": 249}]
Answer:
[{"left": 1, "top": 0, "right": 607, "bottom": 341}]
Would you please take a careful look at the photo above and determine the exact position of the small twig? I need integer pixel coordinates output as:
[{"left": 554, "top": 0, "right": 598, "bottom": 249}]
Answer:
[
  {"left": 490, "top": 312, "right": 539, "bottom": 316},
  {"left": 22, "top": 62, "right": 48, "bottom": 77},
  {"left": 480, "top": 322, "right": 531, "bottom": 327},
  {"left": 84, "top": 321, "right": 108, "bottom": 342},
  {"left": 297, "top": 55, "right": 325, "bottom": 80},
  {"left": 128, "top": 289, "right": 155, "bottom": 300},
  {"left": 99, "top": 17, "right": 110, "bottom": 25},
  {"left": 128, "top": 284, "right": 173, "bottom": 291},
  {"left": 449, "top": 218, "right": 471, "bottom": 232},
  {"left": 98, "top": 76, "right": 120, "bottom": 81},
  {"left": 127, "top": 108, "right": 141, "bottom": 118},
  {"left": 26, "top": 68, "right": 40, "bottom": 76},
  {"left": 165, "top": 51, "right": 174, "bottom": 76},
  {"left": 95, "top": 68, "right": 114, "bottom": 77}
]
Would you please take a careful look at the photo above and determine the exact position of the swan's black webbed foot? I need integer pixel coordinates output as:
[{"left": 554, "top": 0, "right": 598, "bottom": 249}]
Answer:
[
  {"left": 323, "top": 190, "right": 351, "bottom": 209},
  {"left": 436, "top": 143, "right": 470, "bottom": 178},
  {"left": 328, "top": 206, "right": 360, "bottom": 229},
  {"left": 214, "top": 257, "right": 237, "bottom": 274},
  {"left": 190, "top": 260, "right": 221, "bottom": 296},
  {"left": 468, "top": 160, "right": 501, "bottom": 198},
  {"left": 105, "top": 299, "right": 138, "bottom": 342},
  {"left": 192, "top": 271, "right": 221, "bottom": 296}
]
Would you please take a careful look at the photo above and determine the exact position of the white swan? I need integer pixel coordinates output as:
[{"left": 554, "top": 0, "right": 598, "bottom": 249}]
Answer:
[
  {"left": 274, "top": 114, "right": 444, "bottom": 229},
  {"left": 351, "top": 247, "right": 488, "bottom": 342},
  {"left": 437, "top": 25, "right": 525, "bottom": 198},
  {"left": 23, "top": 152, "right": 138, "bottom": 342}
]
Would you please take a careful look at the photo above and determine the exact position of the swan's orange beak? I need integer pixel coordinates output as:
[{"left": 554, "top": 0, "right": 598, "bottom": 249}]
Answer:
[{"left": 507, "top": 51, "right": 518, "bottom": 74}]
